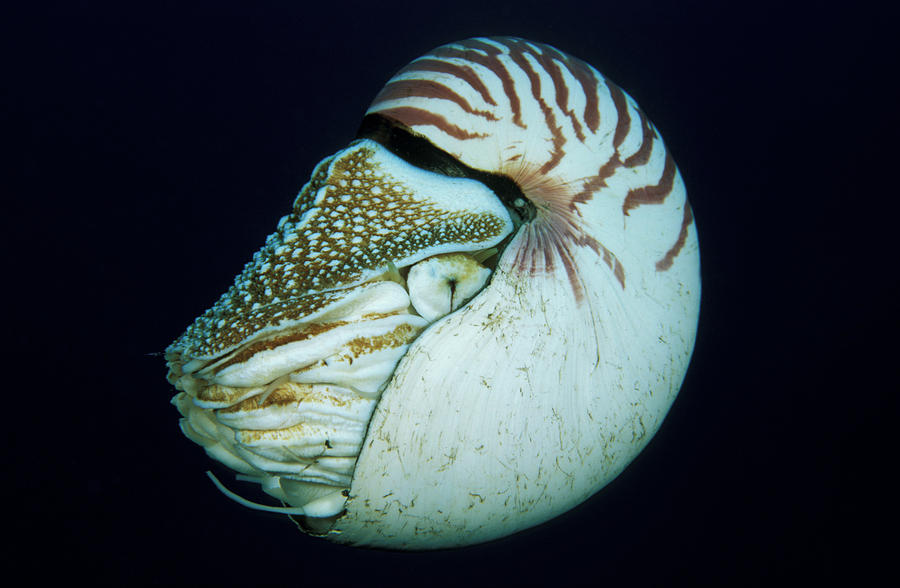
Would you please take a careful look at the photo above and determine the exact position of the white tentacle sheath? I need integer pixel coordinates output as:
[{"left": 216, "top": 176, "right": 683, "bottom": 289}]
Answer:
[{"left": 166, "top": 37, "right": 699, "bottom": 550}]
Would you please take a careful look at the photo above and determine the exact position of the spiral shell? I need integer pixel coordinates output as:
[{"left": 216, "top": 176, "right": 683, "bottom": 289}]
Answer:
[{"left": 166, "top": 37, "right": 699, "bottom": 550}]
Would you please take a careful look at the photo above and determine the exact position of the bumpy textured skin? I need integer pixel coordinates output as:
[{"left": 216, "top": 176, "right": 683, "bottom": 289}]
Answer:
[
  {"left": 169, "top": 143, "right": 511, "bottom": 362},
  {"left": 323, "top": 37, "right": 700, "bottom": 548}
]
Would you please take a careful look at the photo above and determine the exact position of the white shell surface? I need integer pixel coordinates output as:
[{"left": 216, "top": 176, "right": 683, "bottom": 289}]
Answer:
[{"left": 333, "top": 214, "right": 698, "bottom": 548}]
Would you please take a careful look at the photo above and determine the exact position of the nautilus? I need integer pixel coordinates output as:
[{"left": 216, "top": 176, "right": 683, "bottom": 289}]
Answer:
[{"left": 166, "top": 37, "right": 700, "bottom": 550}]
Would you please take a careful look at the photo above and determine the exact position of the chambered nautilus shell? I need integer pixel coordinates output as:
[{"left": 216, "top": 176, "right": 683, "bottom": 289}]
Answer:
[{"left": 166, "top": 37, "right": 700, "bottom": 550}]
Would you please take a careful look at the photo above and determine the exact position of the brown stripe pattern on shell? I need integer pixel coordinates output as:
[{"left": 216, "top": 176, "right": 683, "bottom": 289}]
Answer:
[{"left": 368, "top": 36, "right": 694, "bottom": 299}]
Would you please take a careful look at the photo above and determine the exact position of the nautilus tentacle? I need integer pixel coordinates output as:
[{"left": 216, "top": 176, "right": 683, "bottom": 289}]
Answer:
[{"left": 166, "top": 37, "right": 699, "bottom": 550}]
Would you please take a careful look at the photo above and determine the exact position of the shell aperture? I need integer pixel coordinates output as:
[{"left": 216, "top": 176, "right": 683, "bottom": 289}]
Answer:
[{"left": 166, "top": 37, "right": 700, "bottom": 550}]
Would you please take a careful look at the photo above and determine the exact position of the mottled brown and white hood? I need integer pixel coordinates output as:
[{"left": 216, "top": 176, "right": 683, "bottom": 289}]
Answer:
[{"left": 166, "top": 36, "right": 700, "bottom": 550}]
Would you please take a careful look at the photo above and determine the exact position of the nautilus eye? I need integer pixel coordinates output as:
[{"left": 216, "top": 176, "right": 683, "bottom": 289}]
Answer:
[{"left": 166, "top": 36, "right": 700, "bottom": 549}]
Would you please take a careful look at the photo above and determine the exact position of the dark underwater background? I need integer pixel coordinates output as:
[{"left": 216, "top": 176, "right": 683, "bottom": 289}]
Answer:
[{"left": 5, "top": 1, "right": 894, "bottom": 584}]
